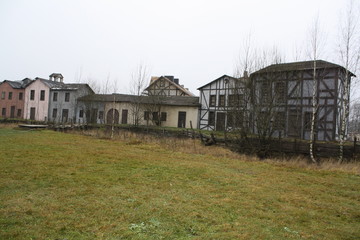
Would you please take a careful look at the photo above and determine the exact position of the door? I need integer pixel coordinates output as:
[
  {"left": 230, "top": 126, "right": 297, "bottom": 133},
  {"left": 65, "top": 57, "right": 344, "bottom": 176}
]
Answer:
[
  {"left": 178, "top": 111, "right": 186, "bottom": 128},
  {"left": 30, "top": 107, "right": 36, "bottom": 120},
  {"left": 10, "top": 106, "right": 15, "bottom": 118},
  {"left": 121, "top": 109, "right": 128, "bottom": 124},
  {"left": 62, "top": 109, "right": 69, "bottom": 123},
  {"left": 106, "top": 109, "right": 119, "bottom": 124},
  {"left": 216, "top": 112, "right": 226, "bottom": 131}
]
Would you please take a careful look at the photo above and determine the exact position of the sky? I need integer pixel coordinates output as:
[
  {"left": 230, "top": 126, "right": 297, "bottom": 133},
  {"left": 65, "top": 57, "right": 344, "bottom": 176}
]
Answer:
[{"left": 0, "top": 0, "right": 356, "bottom": 96}]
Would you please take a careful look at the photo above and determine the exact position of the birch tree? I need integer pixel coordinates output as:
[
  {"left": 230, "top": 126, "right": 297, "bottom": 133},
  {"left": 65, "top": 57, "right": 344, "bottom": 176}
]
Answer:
[{"left": 337, "top": 0, "right": 360, "bottom": 163}]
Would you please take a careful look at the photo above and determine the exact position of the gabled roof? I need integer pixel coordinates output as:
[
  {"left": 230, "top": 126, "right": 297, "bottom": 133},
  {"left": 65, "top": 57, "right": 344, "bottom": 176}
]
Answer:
[
  {"left": 145, "top": 76, "right": 195, "bottom": 96},
  {"left": 29, "top": 78, "right": 93, "bottom": 92},
  {"left": 78, "top": 94, "right": 200, "bottom": 107},
  {"left": 252, "top": 60, "right": 356, "bottom": 76},
  {"left": 197, "top": 74, "right": 239, "bottom": 90},
  {"left": 0, "top": 78, "right": 33, "bottom": 89}
]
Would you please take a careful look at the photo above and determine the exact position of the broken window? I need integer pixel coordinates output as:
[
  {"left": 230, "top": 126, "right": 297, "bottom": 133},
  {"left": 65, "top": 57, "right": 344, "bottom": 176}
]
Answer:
[{"left": 209, "top": 95, "right": 216, "bottom": 107}]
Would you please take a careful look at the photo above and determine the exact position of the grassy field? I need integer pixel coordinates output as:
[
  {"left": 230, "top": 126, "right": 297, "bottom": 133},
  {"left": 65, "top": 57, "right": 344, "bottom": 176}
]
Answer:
[{"left": 0, "top": 127, "right": 359, "bottom": 239}]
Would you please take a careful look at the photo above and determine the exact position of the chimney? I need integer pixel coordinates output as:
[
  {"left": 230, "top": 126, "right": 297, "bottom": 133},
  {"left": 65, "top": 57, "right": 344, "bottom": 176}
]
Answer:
[
  {"left": 164, "top": 75, "right": 174, "bottom": 82},
  {"left": 243, "top": 71, "right": 248, "bottom": 78},
  {"left": 173, "top": 78, "right": 179, "bottom": 85}
]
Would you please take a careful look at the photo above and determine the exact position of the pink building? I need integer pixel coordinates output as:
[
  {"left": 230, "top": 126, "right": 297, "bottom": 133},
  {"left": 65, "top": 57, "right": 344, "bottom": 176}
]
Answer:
[
  {"left": 24, "top": 78, "right": 51, "bottom": 121},
  {"left": 0, "top": 79, "right": 32, "bottom": 119}
]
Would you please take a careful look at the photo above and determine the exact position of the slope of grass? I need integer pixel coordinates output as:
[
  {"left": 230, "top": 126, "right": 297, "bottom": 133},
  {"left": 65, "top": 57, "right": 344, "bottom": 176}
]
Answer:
[{"left": 0, "top": 127, "right": 359, "bottom": 239}]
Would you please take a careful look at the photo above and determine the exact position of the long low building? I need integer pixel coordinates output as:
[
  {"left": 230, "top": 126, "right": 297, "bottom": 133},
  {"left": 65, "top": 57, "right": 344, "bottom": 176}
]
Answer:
[{"left": 76, "top": 94, "right": 200, "bottom": 128}]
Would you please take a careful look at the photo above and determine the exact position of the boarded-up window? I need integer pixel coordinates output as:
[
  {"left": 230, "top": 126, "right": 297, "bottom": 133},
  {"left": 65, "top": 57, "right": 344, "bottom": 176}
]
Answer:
[
  {"left": 210, "top": 95, "right": 216, "bottom": 107},
  {"left": 208, "top": 111, "right": 215, "bottom": 125},
  {"left": 40, "top": 90, "right": 45, "bottom": 101},
  {"left": 161, "top": 112, "right": 167, "bottom": 121},
  {"left": 30, "top": 90, "right": 35, "bottom": 100},
  {"left": 219, "top": 95, "right": 225, "bottom": 107}
]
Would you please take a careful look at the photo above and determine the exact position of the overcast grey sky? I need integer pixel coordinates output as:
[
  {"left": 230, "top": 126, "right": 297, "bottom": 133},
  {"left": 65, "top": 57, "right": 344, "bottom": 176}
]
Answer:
[{"left": 0, "top": 0, "right": 355, "bottom": 95}]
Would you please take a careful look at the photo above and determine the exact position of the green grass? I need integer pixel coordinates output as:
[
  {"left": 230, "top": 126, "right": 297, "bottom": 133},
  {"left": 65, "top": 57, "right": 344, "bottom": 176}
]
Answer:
[{"left": 0, "top": 128, "right": 359, "bottom": 239}]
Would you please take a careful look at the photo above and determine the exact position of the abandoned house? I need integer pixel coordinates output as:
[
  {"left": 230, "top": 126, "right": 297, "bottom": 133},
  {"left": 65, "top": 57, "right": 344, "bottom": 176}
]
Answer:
[
  {"left": 0, "top": 78, "right": 32, "bottom": 119},
  {"left": 76, "top": 94, "right": 200, "bottom": 128},
  {"left": 197, "top": 60, "right": 355, "bottom": 141}
]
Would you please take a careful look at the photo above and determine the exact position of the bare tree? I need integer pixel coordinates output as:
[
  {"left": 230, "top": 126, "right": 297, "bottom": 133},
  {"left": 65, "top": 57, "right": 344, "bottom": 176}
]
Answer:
[
  {"left": 337, "top": 0, "right": 360, "bottom": 163},
  {"left": 307, "top": 16, "right": 326, "bottom": 164},
  {"left": 129, "top": 64, "right": 149, "bottom": 126}
]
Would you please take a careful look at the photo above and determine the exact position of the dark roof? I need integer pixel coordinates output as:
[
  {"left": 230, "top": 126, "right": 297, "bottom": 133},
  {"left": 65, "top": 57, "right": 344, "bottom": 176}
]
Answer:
[
  {"left": 145, "top": 76, "right": 195, "bottom": 96},
  {"left": 31, "top": 78, "right": 92, "bottom": 91},
  {"left": 79, "top": 94, "right": 200, "bottom": 107},
  {"left": 252, "top": 60, "right": 356, "bottom": 76},
  {"left": 0, "top": 78, "right": 33, "bottom": 89},
  {"left": 197, "top": 74, "right": 239, "bottom": 90}
]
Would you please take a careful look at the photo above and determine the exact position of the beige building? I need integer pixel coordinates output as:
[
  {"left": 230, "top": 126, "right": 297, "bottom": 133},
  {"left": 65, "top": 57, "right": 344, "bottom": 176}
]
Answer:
[
  {"left": 145, "top": 75, "right": 195, "bottom": 96},
  {"left": 77, "top": 94, "right": 200, "bottom": 128}
]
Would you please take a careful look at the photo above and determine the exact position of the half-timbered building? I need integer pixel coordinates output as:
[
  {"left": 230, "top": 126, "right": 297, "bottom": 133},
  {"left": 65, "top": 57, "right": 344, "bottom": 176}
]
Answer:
[
  {"left": 145, "top": 76, "right": 195, "bottom": 96},
  {"left": 197, "top": 60, "right": 355, "bottom": 141}
]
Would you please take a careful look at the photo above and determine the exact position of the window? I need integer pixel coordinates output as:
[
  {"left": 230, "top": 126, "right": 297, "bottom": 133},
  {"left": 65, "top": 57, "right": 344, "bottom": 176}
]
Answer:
[
  {"left": 1, "top": 108, "right": 6, "bottom": 117},
  {"left": 210, "top": 95, "right": 216, "bottom": 107},
  {"left": 79, "top": 110, "right": 84, "bottom": 118},
  {"left": 19, "top": 92, "right": 23, "bottom": 100},
  {"left": 30, "top": 90, "right": 35, "bottom": 100},
  {"left": 219, "top": 95, "right": 225, "bottom": 107},
  {"left": 261, "top": 82, "right": 270, "bottom": 103},
  {"left": 65, "top": 92, "right": 70, "bottom": 102},
  {"left": 99, "top": 111, "right": 104, "bottom": 120},
  {"left": 52, "top": 108, "right": 57, "bottom": 119},
  {"left": 208, "top": 111, "right": 215, "bottom": 125},
  {"left": 273, "top": 112, "right": 285, "bottom": 130},
  {"left": 40, "top": 90, "right": 45, "bottom": 101},
  {"left": 144, "top": 111, "right": 149, "bottom": 120},
  {"left": 160, "top": 112, "right": 167, "bottom": 121},
  {"left": 8, "top": 92, "right": 12, "bottom": 100},
  {"left": 275, "top": 82, "right": 286, "bottom": 103},
  {"left": 152, "top": 112, "right": 159, "bottom": 121},
  {"left": 17, "top": 109, "right": 22, "bottom": 117},
  {"left": 1, "top": 92, "right": 5, "bottom": 99},
  {"left": 53, "top": 92, "right": 58, "bottom": 101}
]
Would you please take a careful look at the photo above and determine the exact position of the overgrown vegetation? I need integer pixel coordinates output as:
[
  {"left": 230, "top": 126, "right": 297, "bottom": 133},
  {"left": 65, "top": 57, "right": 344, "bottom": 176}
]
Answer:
[{"left": 0, "top": 125, "right": 359, "bottom": 239}]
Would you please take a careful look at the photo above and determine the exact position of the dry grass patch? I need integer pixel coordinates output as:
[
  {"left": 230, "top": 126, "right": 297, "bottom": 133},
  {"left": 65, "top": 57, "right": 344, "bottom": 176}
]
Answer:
[{"left": 1, "top": 128, "right": 359, "bottom": 239}]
